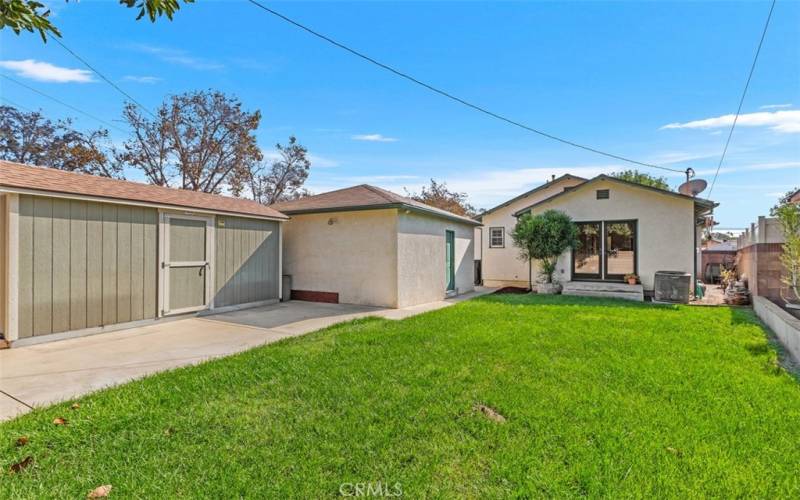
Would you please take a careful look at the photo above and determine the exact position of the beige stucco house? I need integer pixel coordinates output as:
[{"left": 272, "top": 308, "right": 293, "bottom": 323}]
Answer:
[
  {"left": 476, "top": 174, "right": 586, "bottom": 288},
  {"left": 479, "top": 174, "right": 715, "bottom": 297},
  {"left": 273, "top": 185, "right": 478, "bottom": 308}
]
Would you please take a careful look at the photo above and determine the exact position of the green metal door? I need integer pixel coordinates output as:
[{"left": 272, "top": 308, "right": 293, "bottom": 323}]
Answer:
[
  {"left": 445, "top": 230, "right": 455, "bottom": 291},
  {"left": 164, "top": 215, "right": 211, "bottom": 314}
]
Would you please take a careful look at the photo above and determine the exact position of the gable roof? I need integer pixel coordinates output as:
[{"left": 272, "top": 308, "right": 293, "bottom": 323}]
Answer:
[
  {"left": 475, "top": 174, "right": 586, "bottom": 221},
  {"left": 271, "top": 184, "right": 480, "bottom": 225},
  {"left": 512, "top": 174, "right": 717, "bottom": 217},
  {"left": 0, "top": 160, "right": 288, "bottom": 220}
]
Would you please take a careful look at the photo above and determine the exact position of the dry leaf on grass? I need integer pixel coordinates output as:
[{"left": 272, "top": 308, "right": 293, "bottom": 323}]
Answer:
[
  {"left": 666, "top": 447, "right": 683, "bottom": 457},
  {"left": 474, "top": 404, "right": 506, "bottom": 423},
  {"left": 87, "top": 484, "right": 112, "bottom": 498},
  {"left": 9, "top": 456, "right": 33, "bottom": 473},
  {"left": 15, "top": 436, "right": 29, "bottom": 447},
  {"left": 71, "top": 403, "right": 81, "bottom": 410},
  {"left": 52, "top": 417, "right": 67, "bottom": 425}
]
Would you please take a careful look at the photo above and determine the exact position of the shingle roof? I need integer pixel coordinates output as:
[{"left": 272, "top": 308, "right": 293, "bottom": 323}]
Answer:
[
  {"left": 0, "top": 160, "right": 288, "bottom": 220},
  {"left": 475, "top": 174, "right": 587, "bottom": 221},
  {"left": 271, "top": 184, "right": 480, "bottom": 225}
]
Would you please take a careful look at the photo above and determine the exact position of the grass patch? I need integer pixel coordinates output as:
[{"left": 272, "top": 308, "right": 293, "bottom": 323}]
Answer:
[{"left": 2, "top": 295, "right": 800, "bottom": 497}]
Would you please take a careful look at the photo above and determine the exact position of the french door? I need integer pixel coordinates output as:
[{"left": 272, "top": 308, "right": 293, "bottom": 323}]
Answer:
[
  {"left": 161, "top": 214, "right": 214, "bottom": 315},
  {"left": 572, "top": 220, "right": 636, "bottom": 282}
]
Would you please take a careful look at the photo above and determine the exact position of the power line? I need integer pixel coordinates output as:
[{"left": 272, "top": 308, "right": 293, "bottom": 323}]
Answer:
[
  {"left": 246, "top": 0, "right": 684, "bottom": 174},
  {"left": 1, "top": 74, "right": 130, "bottom": 133},
  {"left": 52, "top": 37, "right": 156, "bottom": 118},
  {"left": 707, "top": 0, "right": 777, "bottom": 198}
]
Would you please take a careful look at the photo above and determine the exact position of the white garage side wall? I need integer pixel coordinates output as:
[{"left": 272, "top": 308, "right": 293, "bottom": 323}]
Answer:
[
  {"left": 480, "top": 178, "right": 585, "bottom": 288},
  {"left": 396, "top": 211, "right": 474, "bottom": 308},
  {"left": 281, "top": 209, "right": 399, "bottom": 308},
  {"left": 529, "top": 179, "right": 695, "bottom": 291}
]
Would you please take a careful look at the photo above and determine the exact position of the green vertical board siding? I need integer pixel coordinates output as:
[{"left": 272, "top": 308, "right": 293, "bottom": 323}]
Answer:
[
  {"left": 86, "top": 202, "right": 104, "bottom": 328},
  {"left": 213, "top": 216, "right": 279, "bottom": 308},
  {"left": 143, "top": 209, "right": 157, "bottom": 319},
  {"left": 102, "top": 204, "right": 117, "bottom": 326},
  {"left": 130, "top": 207, "right": 145, "bottom": 321},
  {"left": 69, "top": 201, "right": 88, "bottom": 331},
  {"left": 116, "top": 206, "right": 132, "bottom": 323},
  {"left": 32, "top": 197, "right": 53, "bottom": 336},
  {"left": 17, "top": 195, "right": 158, "bottom": 337},
  {"left": 17, "top": 196, "right": 34, "bottom": 338},
  {"left": 51, "top": 199, "right": 71, "bottom": 333}
]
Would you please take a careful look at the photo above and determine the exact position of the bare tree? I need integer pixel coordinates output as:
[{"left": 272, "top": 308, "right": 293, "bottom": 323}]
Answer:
[
  {"left": 0, "top": 105, "right": 121, "bottom": 178},
  {"left": 245, "top": 136, "right": 311, "bottom": 205},
  {"left": 117, "top": 90, "right": 262, "bottom": 194},
  {"left": 406, "top": 179, "right": 477, "bottom": 217}
]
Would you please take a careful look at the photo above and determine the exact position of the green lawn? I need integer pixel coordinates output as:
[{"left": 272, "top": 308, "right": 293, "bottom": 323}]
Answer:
[{"left": 2, "top": 295, "right": 800, "bottom": 498}]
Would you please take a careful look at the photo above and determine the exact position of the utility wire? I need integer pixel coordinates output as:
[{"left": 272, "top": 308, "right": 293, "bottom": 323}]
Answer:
[
  {"left": 707, "top": 0, "right": 777, "bottom": 198},
  {"left": 246, "top": 0, "right": 684, "bottom": 174},
  {"left": 52, "top": 37, "right": 157, "bottom": 118},
  {"left": 1, "top": 74, "right": 130, "bottom": 133}
]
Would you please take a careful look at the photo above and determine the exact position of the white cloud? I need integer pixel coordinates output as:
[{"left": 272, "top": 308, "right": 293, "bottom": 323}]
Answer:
[
  {"left": 128, "top": 44, "right": 223, "bottom": 70},
  {"left": 122, "top": 75, "right": 161, "bottom": 84},
  {"left": 661, "top": 110, "right": 800, "bottom": 134},
  {"left": 352, "top": 134, "right": 399, "bottom": 143},
  {"left": 759, "top": 103, "right": 792, "bottom": 110},
  {"left": 0, "top": 59, "right": 93, "bottom": 83}
]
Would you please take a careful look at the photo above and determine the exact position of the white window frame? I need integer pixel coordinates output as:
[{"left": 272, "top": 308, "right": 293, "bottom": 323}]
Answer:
[{"left": 489, "top": 227, "right": 505, "bottom": 248}]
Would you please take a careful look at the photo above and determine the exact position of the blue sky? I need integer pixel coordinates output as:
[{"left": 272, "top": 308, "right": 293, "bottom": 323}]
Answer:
[{"left": 1, "top": 1, "right": 798, "bottom": 229}]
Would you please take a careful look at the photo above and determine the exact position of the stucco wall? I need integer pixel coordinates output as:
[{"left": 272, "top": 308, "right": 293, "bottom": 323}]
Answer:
[
  {"left": 479, "top": 177, "right": 585, "bottom": 288},
  {"left": 281, "top": 209, "right": 399, "bottom": 307},
  {"left": 528, "top": 179, "right": 696, "bottom": 291},
  {"left": 396, "top": 211, "right": 474, "bottom": 308}
]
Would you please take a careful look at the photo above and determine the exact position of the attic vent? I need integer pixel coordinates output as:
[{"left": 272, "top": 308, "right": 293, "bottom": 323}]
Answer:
[{"left": 596, "top": 189, "right": 610, "bottom": 200}]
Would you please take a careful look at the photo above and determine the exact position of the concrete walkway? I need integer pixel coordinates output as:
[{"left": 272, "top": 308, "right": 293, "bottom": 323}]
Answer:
[{"left": 0, "top": 288, "right": 493, "bottom": 421}]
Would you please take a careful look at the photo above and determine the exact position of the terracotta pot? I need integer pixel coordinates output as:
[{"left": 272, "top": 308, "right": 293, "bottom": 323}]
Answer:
[
  {"left": 627, "top": 278, "right": 637, "bottom": 285},
  {"left": 536, "top": 283, "right": 561, "bottom": 295}
]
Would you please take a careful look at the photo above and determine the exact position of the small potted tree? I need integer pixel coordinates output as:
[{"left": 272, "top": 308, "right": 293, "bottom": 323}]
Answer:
[{"left": 511, "top": 210, "right": 579, "bottom": 294}]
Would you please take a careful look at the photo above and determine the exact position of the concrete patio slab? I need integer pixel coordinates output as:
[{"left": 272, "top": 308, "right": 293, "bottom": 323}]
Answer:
[{"left": 0, "top": 287, "right": 493, "bottom": 421}]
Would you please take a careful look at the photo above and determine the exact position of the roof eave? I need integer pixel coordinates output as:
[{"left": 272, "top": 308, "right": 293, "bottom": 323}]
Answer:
[
  {"left": 279, "top": 202, "right": 481, "bottom": 226},
  {"left": 0, "top": 185, "right": 290, "bottom": 222}
]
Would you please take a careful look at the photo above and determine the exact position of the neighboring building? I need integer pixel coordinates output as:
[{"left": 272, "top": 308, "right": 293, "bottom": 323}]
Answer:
[
  {"left": 736, "top": 216, "right": 785, "bottom": 300},
  {"left": 789, "top": 188, "right": 800, "bottom": 205},
  {"left": 701, "top": 240, "right": 737, "bottom": 284},
  {"left": 475, "top": 174, "right": 586, "bottom": 288},
  {"left": 0, "top": 160, "right": 287, "bottom": 347},
  {"left": 273, "top": 185, "right": 478, "bottom": 308},
  {"left": 493, "top": 174, "right": 715, "bottom": 296}
]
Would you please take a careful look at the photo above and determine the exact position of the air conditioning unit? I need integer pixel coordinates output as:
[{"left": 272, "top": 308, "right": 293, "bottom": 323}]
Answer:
[{"left": 654, "top": 271, "right": 692, "bottom": 304}]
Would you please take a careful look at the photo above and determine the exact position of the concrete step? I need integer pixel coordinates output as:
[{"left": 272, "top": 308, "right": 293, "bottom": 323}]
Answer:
[{"left": 562, "top": 281, "right": 644, "bottom": 302}]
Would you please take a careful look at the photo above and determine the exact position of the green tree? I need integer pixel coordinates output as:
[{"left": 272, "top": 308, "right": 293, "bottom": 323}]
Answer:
[
  {"left": 406, "top": 179, "right": 477, "bottom": 217},
  {"left": 511, "top": 210, "right": 579, "bottom": 289},
  {"left": 775, "top": 202, "right": 800, "bottom": 306},
  {"left": 1, "top": 0, "right": 194, "bottom": 42},
  {"left": 611, "top": 169, "right": 671, "bottom": 191}
]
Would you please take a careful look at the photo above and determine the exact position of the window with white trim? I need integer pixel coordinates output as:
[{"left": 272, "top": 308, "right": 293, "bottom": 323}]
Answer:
[{"left": 489, "top": 227, "right": 505, "bottom": 248}]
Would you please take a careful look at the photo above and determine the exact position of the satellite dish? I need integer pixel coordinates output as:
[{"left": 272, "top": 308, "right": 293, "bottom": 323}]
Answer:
[{"left": 678, "top": 178, "right": 708, "bottom": 197}]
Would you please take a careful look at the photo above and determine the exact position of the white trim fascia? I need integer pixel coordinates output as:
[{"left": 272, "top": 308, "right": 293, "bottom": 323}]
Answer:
[{"left": 278, "top": 222, "right": 283, "bottom": 301}]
